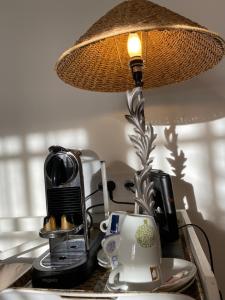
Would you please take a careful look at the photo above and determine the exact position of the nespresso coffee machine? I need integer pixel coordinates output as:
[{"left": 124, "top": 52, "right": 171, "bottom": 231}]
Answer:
[
  {"left": 32, "top": 146, "right": 103, "bottom": 288},
  {"left": 151, "top": 169, "right": 179, "bottom": 243}
]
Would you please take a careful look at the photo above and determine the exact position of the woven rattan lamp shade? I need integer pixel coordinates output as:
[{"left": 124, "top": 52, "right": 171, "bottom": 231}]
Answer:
[{"left": 56, "top": 0, "right": 225, "bottom": 92}]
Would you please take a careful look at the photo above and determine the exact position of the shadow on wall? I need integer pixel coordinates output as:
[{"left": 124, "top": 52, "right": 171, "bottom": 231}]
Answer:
[
  {"left": 0, "top": 129, "right": 105, "bottom": 218},
  {"left": 164, "top": 125, "right": 225, "bottom": 297},
  {"left": 165, "top": 125, "right": 204, "bottom": 229},
  {"left": 161, "top": 125, "right": 204, "bottom": 231}
]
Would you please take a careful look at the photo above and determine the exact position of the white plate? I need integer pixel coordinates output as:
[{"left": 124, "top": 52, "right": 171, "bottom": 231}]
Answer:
[
  {"left": 105, "top": 257, "right": 196, "bottom": 293},
  {"left": 176, "top": 276, "right": 196, "bottom": 293},
  {"left": 116, "top": 294, "right": 195, "bottom": 300},
  {"left": 0, "top": 290, "right": 61, "bottom": 300},
  {"left": 158, "top": 258, "right": 196, "bottom": 292},
  {"left": 97, "top": 248, "right": 110, "bottom": 267}
]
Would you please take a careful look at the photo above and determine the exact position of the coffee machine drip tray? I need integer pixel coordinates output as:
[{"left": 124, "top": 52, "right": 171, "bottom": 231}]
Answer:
[
  {"left": 39, "top": 239, "right": 87, "bottom": 270},
  {"left": 32, "top": 231, "right": 103, "bottom": 288}
]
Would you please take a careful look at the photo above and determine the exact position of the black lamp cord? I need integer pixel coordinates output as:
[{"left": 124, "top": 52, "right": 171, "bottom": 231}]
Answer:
[
  {"left": 179, "top": 223, "right": 214, "bottom": 272},
  {"left": 179, "top": 223, "right": 223, "bottom": 300},
  {"left": 103, "top": 180, "right": 134, "bottom": 205},
  {"left": 86, "top": 204, "right": 104, "bottom": 229},
  {"left": 85, "top": 180, "right": 134, "bottom": 228},
  {"left": 85, "top": 189, "right": 103, "bottom": 229},
  {"left": 85, "top": 189, "right": 100, "bottom": 201},
  {"left": 110, "top": 195, "right": 134, "bottom": 205},
  {"left": 86, "top": 181, "right": 135, "bottom": 206}
]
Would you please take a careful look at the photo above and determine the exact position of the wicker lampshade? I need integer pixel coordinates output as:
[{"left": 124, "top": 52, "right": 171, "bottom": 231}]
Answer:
[{"left": 56, "top": 0, "right": 225, "bottom": 92}]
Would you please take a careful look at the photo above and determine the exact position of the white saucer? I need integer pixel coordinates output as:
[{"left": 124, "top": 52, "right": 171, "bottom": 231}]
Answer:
[
  {"left": 176, "top": 276, "right": 196, "bottom": 293},
  {"left": 104, "top": 257, "right": 196, "bottom": 293},
  {"left": 157, "top": 258, "right": 197, "bottom": 292},
  {"left": 97, "top": 248, "right": 111, "bottom": 268}
]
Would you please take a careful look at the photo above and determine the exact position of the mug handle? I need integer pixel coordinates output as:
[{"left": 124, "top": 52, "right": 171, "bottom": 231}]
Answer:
[
  {"left": 108, "top": 265, "right": 128, "bottom": 291},
  {"left": 102, "top": 234, "right": 121, "bottom": 257},
  {"left": 100, "top": 219, "right": 109, "bottom": 233}
]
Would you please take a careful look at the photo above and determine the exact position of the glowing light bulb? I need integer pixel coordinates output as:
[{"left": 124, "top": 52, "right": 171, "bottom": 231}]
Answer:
[{"left": 127, "top": 33, "right": 142, "bottom": 58}]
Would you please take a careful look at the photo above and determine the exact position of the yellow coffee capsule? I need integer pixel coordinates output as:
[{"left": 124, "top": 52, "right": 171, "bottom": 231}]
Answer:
[
  {"left": 49, "top": 216, "right": 57, "bottom": 231},
  {"left": 43, "top": 216, "right": 51, "bottom": 231},
  {"left": 61, "top": 214, "right": 73, "bottom": 230}
]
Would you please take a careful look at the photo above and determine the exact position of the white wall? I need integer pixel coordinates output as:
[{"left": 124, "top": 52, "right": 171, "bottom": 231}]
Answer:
[{"left": 0, "top": 0, "right": 225, "bottom": 296}]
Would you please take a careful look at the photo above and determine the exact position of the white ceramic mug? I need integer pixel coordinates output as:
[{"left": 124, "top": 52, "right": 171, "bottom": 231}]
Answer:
[{"left": 102, "top": 213, "right": 162, "bottom": 290}]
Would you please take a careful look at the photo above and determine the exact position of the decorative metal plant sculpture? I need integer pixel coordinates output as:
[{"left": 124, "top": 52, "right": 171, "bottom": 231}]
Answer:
[{"left": 126, "top": 87, "right": 157, "bottom": 215}]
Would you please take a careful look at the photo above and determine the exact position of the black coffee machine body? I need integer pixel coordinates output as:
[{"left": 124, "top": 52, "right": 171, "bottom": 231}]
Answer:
[
  {"left": 32, "top": 146, "right": 103, "bottom": 288},
  {"left": 151, "top": 169, "right": 179, "bottom": 243}
]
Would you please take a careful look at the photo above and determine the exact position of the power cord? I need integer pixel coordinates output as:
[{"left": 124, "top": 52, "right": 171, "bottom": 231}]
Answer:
[
  {"left": 85, "top": 188, "right": 101, "bottom": 200},
  {"left": 179, "top": 223, "right": 223, "bottom": 300},
  {"left": 104, "top": 180, "right": 135, "bottom": 205},
  {"left": 86, "top": 203, "right": 104, "bottom": 228},
  {"left": 124, "top": 181, "right": 135, "bottom": 194},
  {"left": 179, "top": 223, "right": 214, "bottom": 272},
  {"left": 86, "top": 211, "right": 93, "bottom": 229},
  {"left": 86, "top": 203, "right": 104, "bottom": 213},
  {"left": 86, "top": 180, "right": 135, "bottom": 228},
  {"left": 85, "top": 188, "right": 102, "bottom": 228}
]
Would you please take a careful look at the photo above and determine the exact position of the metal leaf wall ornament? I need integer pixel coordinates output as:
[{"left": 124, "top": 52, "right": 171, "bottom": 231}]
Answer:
[{"left": 125, "top": 87, "right": 157, "bottom": 215}]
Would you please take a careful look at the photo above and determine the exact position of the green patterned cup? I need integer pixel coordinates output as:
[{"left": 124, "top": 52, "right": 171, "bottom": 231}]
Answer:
[{"left": 102, "top": 213, "right": 162, "bottom": 290}]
